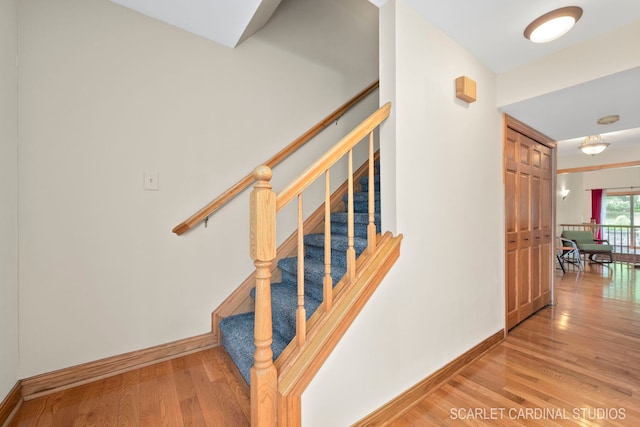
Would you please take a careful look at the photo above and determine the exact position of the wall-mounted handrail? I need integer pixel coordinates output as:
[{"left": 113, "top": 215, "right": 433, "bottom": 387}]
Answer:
[{"left": 172, "top": 80, "right": 380, "bottom": 235}]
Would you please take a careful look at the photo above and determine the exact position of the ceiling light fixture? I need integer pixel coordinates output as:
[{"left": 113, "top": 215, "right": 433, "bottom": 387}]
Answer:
[
  {"left": 524, "top": 6, "right": 583, "bottom": 43},
  {"left": 597, "top": 114, "right": 620, "bottom": 125},
  {"left": 578, "top": 134, "right": 609, "bottom": 156}
]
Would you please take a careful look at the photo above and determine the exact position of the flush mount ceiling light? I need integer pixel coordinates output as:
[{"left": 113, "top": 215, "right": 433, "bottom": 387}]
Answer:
[
  {"left": 597, "top": 114, "right": 620, "bottom": 125},
  {"left": 578, "top": 134, "right": 609, "bottom": 156},
  {"left": 524, "top": 6, "right": 583, "bottom": 43}
]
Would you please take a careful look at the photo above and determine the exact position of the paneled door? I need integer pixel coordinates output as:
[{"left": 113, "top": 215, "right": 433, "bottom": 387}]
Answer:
[{"left": 505, "top": 117, "right": 555, "bottom": 330}]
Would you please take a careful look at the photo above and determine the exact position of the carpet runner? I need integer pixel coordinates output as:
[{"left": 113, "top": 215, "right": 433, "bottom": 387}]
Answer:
[{"left": 220, "top": 167, "right": 380, "bottom": 384}]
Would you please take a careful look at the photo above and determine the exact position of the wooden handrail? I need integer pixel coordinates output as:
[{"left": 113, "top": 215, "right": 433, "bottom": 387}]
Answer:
[
  {"left": 276, "top": 102, "right": 391, "bottom": 211},
  {"left": 172, "top": 80, "right": 380, "bottom": 235}
]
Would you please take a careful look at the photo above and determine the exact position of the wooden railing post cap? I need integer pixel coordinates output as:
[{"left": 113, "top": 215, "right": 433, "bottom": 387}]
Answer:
[{"left": 253, "top": 165, "right": 272, "bottom": 184}]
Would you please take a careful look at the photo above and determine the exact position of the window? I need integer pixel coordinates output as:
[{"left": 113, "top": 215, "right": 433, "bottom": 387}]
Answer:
[{"left": 603, "top": 192, "right": 640, "bottom": 249}]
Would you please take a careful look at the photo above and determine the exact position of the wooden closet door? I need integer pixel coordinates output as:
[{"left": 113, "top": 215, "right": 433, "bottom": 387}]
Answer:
[
  {"left": 517, "top": 136, "right": 533, "bottom": 322},
  {"left": 505, "top": 119, "right": 555, "bottom": 330},
  {"left": 530, "top": 139, "right": 543, "bottom": 311},
  {"left": 505, "top": 128, "right": 519, "bottom": 328},
  {"left": 540, "top": 146, "right": 553, "bottom": 306}
]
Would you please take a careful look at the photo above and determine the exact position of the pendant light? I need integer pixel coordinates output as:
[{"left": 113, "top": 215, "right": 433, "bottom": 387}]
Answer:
[{"left": 578, "top": 135, "right": 609, "bottom": 156}]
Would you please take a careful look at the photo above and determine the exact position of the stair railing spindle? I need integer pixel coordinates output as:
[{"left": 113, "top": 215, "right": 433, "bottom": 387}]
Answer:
[
  {"left": 324, "top": 170, "right": 333, "bottom": 311},
  {"left": 296, "top": 194, "right": 306, "bottom": 346},
  {"left": 346, "top": 149, "right": 356, "bottom": 283},
  {"left": 249, "top": 166, "right": 277, "bottom": 427},
  {"left": 367, "top": 132, "right": 377, "bottom": 253}
]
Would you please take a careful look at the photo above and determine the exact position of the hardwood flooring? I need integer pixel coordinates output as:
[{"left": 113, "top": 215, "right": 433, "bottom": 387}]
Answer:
[
  {"left": 8, "top": 348, "right": 250, "bottom": 427},
  {"left": 392, "top": 262, "right": 640, "bottom": 426},
  {"left": 8, "top": 262, "right": 640, "bottom": 426}
]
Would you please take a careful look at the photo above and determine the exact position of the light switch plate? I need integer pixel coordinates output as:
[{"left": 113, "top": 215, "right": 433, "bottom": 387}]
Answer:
[{"left": 143, "top": 171, "right": 159, "bottom": 190}]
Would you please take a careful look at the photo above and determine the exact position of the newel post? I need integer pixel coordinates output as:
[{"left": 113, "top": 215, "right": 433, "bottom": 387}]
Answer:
[{"left": 250, "top": 165, "right": 278, "bottom": 427}]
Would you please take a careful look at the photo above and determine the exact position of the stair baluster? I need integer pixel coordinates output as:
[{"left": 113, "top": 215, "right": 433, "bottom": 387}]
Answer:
[
  {"left": 249, "top": 166, "right": 277, "bottom": 427},
  {"left": 367, "top": 132, "right": 377, "bottom": 252},
  {"left": 296, "top": 194, "right": 306, "bottom": 346},
  {"left": 346, "top": 150, "right": 356, "bottom": 283},
  {"left": 323, "top": 170, "right": 333, "bottom": 311}
]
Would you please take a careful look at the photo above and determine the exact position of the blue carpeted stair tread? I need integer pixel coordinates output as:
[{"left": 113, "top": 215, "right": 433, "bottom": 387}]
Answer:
[
  {"left": 304, "top": 234, "right": 369, "bottom": 269},
  {"left": 359, "top": 175, "right": 380, "bottom": 192},
  {"left": 250, "top": 283, "right": 322, "bottom": 342},
  {"left": 331, "top": 212, "right": 381, "bottom": 225},
  {"left": 343, "top": 191, "right": 380, "bottom": 203},
  {"left": 303, "top": 233, "right": 368, "bottom": 253},
  {"left": 331, "top": 222, "right": 372, "bottom": 239},
  {"left": 304, "top": 234, "right": 367, "bottom": 267},
  {"left": 359, "top": 174, "right": 380, "bottom": 185},
  {"left": 219, "top": 312, "right": 289, "bottom": 384},
  {"left": 278, "top": 257, "right": 347, "bottom": 300},
  {"left": 344, "top": 192, "right": 381, "bottom": 214}
]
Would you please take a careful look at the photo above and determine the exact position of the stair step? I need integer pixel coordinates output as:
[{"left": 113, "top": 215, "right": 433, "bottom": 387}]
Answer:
[
  {"left": 359, "top": 174, "right": 380, "bottom": 192},
  {"left": 304, "top": 233, "right": 368, "bottom": 252},
  {"left": 331, "top": 222, "right": 381, "bottom": 240},
  {"left": 344, "top": 191, "right": 380, "bottom": 203},
  {"left": 353, "top": 200, "right": 381, "bottom": 214},
  {"left": 304, "top": 233, "right": 368, "bottom": 268},
  {"left": 330, "top": 208, "right": 380, "bottom": 248},
  {"left": 278, "top": 257, "right": 346, "bottom": 300},
  {"left": 343, "top": 191, "right": 381, "bottom": 214},
  {"left": 359, "top": 174, "right": 380, "bottom": 185},
  {"left": 331, "top": 212, "right": 380, "bottom": 225},
  {"left": 219, "top": 312, "right": 289, "bottom": 384},
  {"left": 250, "top": 283, "right": 322, "bottom": 342}
]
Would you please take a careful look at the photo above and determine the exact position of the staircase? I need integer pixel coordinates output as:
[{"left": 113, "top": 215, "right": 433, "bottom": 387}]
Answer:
[{"left": 219, "top": 165, "right": 381, "bottom": 384}]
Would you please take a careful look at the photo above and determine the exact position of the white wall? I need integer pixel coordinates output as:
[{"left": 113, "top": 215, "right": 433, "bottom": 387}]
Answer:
[
  {"left": 17, "top": 0, "right": 379, "bottom": 378},
  {"left": 0, "top": 0, "right": 19, "bottom": 400},
  {"left": 303, "top": 1, "right": 504, "bottom": 424},
  {"left": 497, "top": 22, "right": 640, "bottom": 107},
  {"left": 557, "top": 163, "right": 640, "bottom": 228},
  {"left": 559, "top": 144, "right": 640, "bottom": 171},
  {"left": 556, "top": 172, "right": 584, "bottom": 227}
]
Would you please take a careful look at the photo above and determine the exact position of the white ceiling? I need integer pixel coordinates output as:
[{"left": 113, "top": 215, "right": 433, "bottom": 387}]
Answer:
[
  {"left": 403, "top": 0, "right": 640, "bottom": 74},
  {"left": 110, "top": 0, "right": 640, "bottom": 156},
  {"left": 386, "top": 0, "right": 640, "bottom": 156},
  {"left": 109, "top": 0, "right": 282, "bottom": 48},
  {"left": 499, "top": 67, "right": 640, "bottom": 154}
]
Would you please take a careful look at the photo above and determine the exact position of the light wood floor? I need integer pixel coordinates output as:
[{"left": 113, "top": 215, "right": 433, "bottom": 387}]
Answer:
[
  {"left": 8, "top": 263, "right": 640, "bottom": 426},
  {"left": 393, "top": 262, "right": 640, "bottom": 426},
  {"left": 8, "top": 348, "right": 251, "bottom": 427}
]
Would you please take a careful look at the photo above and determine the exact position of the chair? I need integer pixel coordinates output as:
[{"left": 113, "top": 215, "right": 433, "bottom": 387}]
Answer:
[
  {"left": 557, "top": 237, "right": 583, "bottom": 272},
  {"left": 561, "top": 230, "right": 614, "bottom": 264}
]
